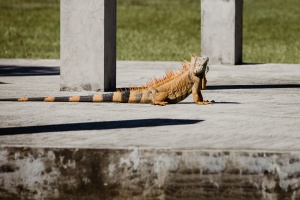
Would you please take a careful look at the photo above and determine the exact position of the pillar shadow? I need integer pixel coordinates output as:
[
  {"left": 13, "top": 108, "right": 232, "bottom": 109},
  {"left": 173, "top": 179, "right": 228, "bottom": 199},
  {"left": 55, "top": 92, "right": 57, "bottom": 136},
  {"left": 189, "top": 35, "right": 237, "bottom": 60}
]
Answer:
[
  {"left": 207, "top": 84, "right": 300, "bottom": 90},
  {"left": 0, "top": 65, "right": 60, "bottom": 76},
  {"left": 0, "top": 118, "right": 203, "bottom": 135},
  {"left": 238, "top": 62, "right": 264, "bottom": 65}
]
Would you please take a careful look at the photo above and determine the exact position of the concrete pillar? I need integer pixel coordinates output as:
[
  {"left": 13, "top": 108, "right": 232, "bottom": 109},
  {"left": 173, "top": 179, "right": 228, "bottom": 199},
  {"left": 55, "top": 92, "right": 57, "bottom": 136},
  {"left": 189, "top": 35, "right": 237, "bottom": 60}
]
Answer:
[
  {"left": 60, "top": 0, "right": 116, "bottom": 92},
  {"left": 201, "top": 0, "right": 243, "bottom": 65}
]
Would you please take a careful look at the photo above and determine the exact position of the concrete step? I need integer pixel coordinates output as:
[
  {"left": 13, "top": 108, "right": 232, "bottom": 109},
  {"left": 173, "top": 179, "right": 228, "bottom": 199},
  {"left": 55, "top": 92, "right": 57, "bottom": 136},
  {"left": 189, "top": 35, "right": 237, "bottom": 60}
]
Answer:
[
  {"left": 0, "top": 59, "right": 300, "bottom": 199},
  {"left": 1, "top": 147, "right": 300, "bottom": 200}
]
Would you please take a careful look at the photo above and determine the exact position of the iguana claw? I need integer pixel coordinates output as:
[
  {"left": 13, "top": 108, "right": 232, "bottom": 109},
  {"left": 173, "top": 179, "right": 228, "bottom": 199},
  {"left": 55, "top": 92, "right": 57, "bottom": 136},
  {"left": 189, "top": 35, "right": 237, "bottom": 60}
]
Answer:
[
  {"left": 196, "top": 100, "right": 215, "bottom": 105},
  {"left": 152, "top": 101, "right": 168, "bottom": 106}
]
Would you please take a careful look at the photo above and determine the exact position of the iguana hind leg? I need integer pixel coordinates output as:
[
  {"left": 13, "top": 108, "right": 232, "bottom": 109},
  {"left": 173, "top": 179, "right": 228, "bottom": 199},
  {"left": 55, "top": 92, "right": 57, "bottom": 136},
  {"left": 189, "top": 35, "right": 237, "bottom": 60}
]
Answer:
[{"left": 151, "top": 91, "right": 169, "bottom": 106}]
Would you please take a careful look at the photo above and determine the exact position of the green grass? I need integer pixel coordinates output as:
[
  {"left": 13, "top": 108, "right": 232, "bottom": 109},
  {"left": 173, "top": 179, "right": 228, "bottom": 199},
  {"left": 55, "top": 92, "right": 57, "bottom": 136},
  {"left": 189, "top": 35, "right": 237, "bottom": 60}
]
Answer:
[
  {"left": 243, "top": 0, "right": 300, "bottom": 63},
  {"left": 117, "top": 0, "right": 200, "bottom": 61},
  {"left": 0, "top": 0, "right": 60, "bottom": 58},
  {"left": 0, "top": 0, "right": 299, "bottom": 63}
]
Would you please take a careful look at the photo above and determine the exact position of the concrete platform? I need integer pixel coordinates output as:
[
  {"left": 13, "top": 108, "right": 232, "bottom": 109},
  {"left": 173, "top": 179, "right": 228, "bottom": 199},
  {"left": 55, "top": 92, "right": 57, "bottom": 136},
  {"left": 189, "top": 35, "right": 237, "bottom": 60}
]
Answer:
[{"left": 0, "top": 59, "right": 300, "bottom": 199}]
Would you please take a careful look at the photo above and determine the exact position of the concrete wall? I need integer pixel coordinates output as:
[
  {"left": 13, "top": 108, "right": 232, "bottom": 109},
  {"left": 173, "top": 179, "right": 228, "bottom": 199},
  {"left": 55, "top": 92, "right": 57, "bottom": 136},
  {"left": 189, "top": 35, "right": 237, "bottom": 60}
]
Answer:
[
  {"left": 60, "top": 0, "right": 116, "bottom": 92},
  {"left": 201, "top": 0, "right": 243, "bottom": 65},
  {"left": 1, "top": 147, "right": 300, "bottom": 200}
]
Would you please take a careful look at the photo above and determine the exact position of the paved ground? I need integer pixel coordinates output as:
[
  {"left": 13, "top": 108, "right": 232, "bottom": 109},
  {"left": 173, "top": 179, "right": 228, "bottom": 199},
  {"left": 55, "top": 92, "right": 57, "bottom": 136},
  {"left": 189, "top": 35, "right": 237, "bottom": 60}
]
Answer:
[{"left": 0, "top": 59, "right": 299, "bottom": 151}]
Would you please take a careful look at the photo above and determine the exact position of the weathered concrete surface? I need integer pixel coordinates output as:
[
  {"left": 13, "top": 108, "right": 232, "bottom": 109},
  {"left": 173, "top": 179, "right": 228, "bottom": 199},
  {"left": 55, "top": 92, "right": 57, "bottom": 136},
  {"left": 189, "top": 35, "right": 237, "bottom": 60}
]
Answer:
[
  {"left": 60, "top": 0, "right": 116, "bottom": 92},
  {"left": 0, "top": 60, "right": 299, "bottom": 151},
  {"left": 0, "top": 59, "right": 300, "bottom": 199},
  {"left": 1, "top": 148, "right": 300, "bottom": 200},
  {"left": 201, "top": 0, "right": 243, "bottom": 64}
]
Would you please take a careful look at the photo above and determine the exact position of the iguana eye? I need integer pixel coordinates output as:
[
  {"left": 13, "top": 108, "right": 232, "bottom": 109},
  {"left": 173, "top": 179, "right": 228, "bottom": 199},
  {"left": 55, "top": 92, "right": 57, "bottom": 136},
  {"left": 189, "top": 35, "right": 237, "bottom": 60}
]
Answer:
[{"left": 203, "top": 57, "right": 209, "bottom": 61}]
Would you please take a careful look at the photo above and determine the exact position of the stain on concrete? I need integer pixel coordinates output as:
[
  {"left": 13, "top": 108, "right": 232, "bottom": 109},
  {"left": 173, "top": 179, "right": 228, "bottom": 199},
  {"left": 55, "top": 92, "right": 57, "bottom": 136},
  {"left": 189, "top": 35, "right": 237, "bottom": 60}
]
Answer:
[
  {"left": 1, "top": 147, "right": 300, "bottom": 199},
  {"left": 81, "top": 84, "right": 92, "bottom": 91}
]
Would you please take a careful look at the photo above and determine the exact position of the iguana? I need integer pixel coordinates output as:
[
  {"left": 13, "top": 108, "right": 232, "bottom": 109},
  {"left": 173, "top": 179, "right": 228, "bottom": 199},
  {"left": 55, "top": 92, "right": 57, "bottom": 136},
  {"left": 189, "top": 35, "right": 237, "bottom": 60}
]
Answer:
[{"left": 0, "top": 55, "right": 213, "bottom": 106}]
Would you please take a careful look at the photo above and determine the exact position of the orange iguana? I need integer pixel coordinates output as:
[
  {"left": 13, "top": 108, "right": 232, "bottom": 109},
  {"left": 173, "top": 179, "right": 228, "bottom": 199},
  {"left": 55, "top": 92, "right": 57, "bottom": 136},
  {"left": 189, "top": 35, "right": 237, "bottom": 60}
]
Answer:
[{"left": 0, "top": 55, "right": 213, "bottom": 106}]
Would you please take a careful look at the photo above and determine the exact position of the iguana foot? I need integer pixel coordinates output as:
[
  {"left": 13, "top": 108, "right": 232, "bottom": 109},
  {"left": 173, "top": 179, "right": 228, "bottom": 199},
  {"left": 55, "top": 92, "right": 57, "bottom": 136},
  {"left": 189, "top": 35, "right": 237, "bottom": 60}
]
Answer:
[
  {"left": 152, "top": 101, "right": 168, "bottom": 106},
  {"left": 196, "top": 100, "right": 215, "bottom": 105}
]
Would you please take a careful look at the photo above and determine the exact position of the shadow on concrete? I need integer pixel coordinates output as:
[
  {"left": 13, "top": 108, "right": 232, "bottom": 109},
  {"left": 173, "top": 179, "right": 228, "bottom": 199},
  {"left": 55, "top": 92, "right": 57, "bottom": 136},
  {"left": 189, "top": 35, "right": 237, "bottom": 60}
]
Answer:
[
  {"left": 239, "top": 62, "right": 264, "bottom": 65},
  {"left": 0, "top": 118, "right": 203, "bottom": 135},
  {"left": 208, "top": 84, "right": 300, "bottom": 90},
  {"left": 179, "top": 101, "right": 240, "bottom": 105},
  {"left": 213, "top": 101, "right": 241, "bottom": 104},
  {"left": 0, "top": 65, "right": 60, "bottom": 76}
]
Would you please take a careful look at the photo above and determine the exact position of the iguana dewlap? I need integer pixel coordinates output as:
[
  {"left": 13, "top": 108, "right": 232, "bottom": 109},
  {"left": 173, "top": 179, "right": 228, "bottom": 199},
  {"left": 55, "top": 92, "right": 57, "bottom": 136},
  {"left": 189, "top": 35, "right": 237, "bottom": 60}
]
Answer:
[{"left": 0, "top": 56, "right": 213, "bottom": 106}]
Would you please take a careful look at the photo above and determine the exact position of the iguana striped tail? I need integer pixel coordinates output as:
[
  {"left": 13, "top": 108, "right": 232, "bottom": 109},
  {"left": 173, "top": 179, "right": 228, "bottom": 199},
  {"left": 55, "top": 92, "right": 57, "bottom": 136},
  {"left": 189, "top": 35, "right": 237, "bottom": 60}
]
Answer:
[{"left": 0, "top": 88, "right": 151, "bottom": 103}]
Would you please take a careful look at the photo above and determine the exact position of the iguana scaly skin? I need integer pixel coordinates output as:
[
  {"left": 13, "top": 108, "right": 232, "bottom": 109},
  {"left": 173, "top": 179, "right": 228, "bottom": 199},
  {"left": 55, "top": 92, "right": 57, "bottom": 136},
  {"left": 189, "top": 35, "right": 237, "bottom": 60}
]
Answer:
[{"left": 0, "top": 56, "right": 213, "bottom": 106}]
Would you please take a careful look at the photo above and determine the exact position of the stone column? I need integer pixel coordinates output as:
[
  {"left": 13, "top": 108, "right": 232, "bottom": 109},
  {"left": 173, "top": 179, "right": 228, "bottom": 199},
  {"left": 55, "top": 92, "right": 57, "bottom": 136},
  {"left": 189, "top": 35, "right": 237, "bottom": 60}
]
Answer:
[
  {"left": 201, "top": 0, "right": 243, "bottom": 65},
  {"left": 60, "top": 0, "right": 116, "bottom": 92}
]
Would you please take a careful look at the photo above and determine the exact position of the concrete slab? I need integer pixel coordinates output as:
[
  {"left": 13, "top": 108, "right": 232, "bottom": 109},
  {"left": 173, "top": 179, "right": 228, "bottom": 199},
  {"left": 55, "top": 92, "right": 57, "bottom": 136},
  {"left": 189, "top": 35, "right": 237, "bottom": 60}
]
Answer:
[
  {"left": 0, "top": 59, "right": 299, "bottom": 151},
  {"left": 1, "top": 59, "right": 300, "bottom": 199}
]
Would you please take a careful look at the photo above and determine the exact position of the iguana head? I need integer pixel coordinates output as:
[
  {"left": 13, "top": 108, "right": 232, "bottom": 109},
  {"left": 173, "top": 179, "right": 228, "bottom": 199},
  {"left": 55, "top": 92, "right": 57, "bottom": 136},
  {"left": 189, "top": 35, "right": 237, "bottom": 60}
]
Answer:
[{"left": 192, "top": 56, "right": 209, "bottom": 77}]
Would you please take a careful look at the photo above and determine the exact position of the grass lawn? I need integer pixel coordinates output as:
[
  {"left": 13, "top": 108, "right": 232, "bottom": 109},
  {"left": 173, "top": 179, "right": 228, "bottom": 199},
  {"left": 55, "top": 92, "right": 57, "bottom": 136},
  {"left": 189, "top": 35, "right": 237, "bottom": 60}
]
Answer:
[
  {"left": 0, "top": 0, "right": 299, "bottom": 63},
  {"left": 0, "top": 0, "right": 60, "bottom": 59},
  {"left": 243, "top": 0, "right": 300, "bottom": 63}
]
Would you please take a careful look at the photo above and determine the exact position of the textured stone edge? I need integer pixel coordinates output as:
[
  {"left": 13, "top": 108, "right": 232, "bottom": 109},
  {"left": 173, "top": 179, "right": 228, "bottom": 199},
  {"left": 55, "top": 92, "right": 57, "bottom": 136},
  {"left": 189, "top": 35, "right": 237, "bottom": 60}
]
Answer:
[{"left": 1, "top": 147, "right": 300, "bottom": 200}]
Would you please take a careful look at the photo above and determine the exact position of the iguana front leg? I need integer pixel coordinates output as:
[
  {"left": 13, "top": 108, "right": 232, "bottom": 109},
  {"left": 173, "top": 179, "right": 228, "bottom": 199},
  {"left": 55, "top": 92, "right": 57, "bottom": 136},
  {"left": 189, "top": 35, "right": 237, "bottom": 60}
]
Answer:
[{"left": 192, "top": 79, "right": 212, "bottom": 105}]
